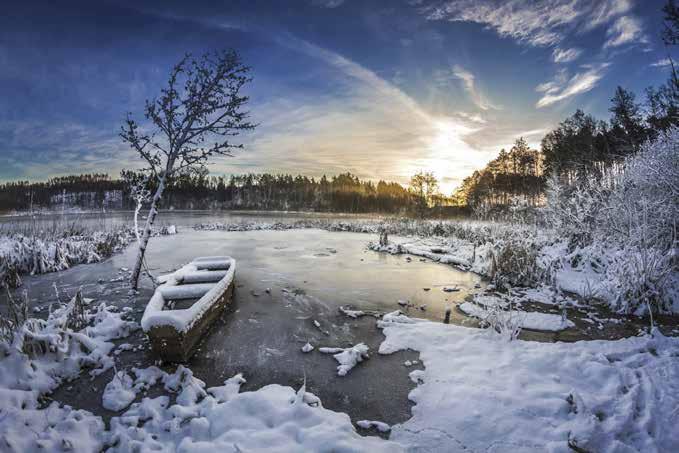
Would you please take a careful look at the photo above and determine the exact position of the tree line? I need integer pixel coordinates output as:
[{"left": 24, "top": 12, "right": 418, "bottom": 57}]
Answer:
[
  {"left": 0, "top": 174, "right": 123, "bottom": 212},
  {"left": 124, "top": 170, "right": 425, "bottom": 213},
  {"left": 0, "top": 170, "right": 461, "bottom": 215}
]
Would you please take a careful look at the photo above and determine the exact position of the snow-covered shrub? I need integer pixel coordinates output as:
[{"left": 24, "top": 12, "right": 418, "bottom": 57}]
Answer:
[
  {"left": 0, "top": 223, "right": 178, "bottom": 289},
  {"left": 482, "top": 301, "right": 522, "bottom": 341},
  {"left": 598, "top": 132, "right": 678, "bottom": 312},
  {"left": 0, "top": 290, "right": 28, "bottom": 346},
  {"left": 601, "top": 130, "right": 678, "bottom": 252},
  {"left": 489, "top": 238, "right": 542, "bottom": 287},
  {"left": 607, "top": 245, "right": 675, "bottom": 314},
  {"left": 543, "top": 129, "right": 679, "bottom": 313},
  {"left": 544, "top": 172, "right": 605, "bottom": 250},
  {"left": 0, "top": 298, "right": 137, "bottom": 395}
]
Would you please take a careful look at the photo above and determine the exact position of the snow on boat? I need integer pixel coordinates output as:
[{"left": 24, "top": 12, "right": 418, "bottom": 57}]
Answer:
[{"left": 141, "top": 256, "right": 235, "bottom": 362}]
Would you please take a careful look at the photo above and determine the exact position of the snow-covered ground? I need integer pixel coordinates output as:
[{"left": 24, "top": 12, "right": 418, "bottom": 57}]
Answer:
[
  {"left": 378, "top": 311, "right": 679, "bottom": 452},
  {"left": 4, "top": 302, "right": 677, "bottom": 452},
  {"left": 105, "top": 367, "right": 401, "bottom": 452},
  {"left": 458, "top": 301, "right": 574, "bottom": 332}
]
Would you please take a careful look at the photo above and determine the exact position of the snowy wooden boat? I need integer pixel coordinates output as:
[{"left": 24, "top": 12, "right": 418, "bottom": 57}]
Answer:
[{"left": 141, "top": 256, "right": 235, "bottom": 362}]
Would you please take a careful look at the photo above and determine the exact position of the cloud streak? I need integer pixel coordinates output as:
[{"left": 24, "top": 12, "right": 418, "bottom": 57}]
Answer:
[
  {"left": 449, "top": 65, "right": 499, "bottom": 111},
  {"left": 311, "top": 0, "right": 346, "bottom": 8},
  {"left": 552, "top": 47, "right": 582, "bottom": 63},
  {"left": 535, "top": 64, "right": 609, "bottom": 108},
  {"left": 651, "top": 58, "right": 673, "bottom": 68},
  {"left": 604, "top": 15, "right": 646, "bottom": 48},
  {"left": 421, "top": 1, "right": 645, "bottom": 51}
]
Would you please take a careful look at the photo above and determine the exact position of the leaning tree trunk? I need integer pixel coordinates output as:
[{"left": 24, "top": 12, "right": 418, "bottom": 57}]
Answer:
[{"left": 130, "top": 175, "right": 166, "bottom": 290}]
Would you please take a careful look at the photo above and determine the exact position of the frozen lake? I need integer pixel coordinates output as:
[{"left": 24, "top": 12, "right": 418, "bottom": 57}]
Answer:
[{"left": 13, "top": 226, "right": 483, "bottom": 427}]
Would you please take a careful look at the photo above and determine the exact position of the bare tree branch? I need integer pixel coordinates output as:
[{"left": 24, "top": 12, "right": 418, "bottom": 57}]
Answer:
[{"left": 122, "top": 49, "right": 255, "bottom": 289}]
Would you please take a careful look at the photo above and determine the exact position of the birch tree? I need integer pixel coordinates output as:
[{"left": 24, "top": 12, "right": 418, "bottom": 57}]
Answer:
[{"left": 121, "top": 50, "right": 255, "bottom": 289}]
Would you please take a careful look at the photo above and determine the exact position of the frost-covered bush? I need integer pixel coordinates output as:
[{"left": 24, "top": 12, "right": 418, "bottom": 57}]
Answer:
[
  {"left": 0, "top": 224, "right": 179, "bottom": 289},
  {"left": 544, "top": 172, "right": 606, "bottom": 250},
  {"left": 489, "top": 238, "right": 543, "bottom": 287},
  {"left": 0, "top": 230, "right": 132, "bottom": 288},
  {"left": 598, "top": 132, "right": 678, "bottom": 313},
  {"left": 481, "top": 300, "right": 523, "bottom": 341},
  {"left": 602, "top": 130, "right": 679, "bottom": 251},
  {"left": 0, "top": 298, "right": 137, "bottom": 394},
  {"left": 0, "top": 291, "right": 28, "bottom": 346},
  {"left": 545, "top": 129, "right": 679, "bottom": 313},
  {"left": 607, "top": 246, "right": 675, "bottom": 314}
]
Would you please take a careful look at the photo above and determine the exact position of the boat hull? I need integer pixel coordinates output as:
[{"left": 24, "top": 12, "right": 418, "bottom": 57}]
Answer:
[{"left": 146, "top": 278, "right": 234, "bottom": 362}]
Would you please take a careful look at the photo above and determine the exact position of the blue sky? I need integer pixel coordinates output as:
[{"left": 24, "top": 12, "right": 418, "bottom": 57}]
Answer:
[{"left": 0, "top": 0, "right": 672, "bottom": 193}]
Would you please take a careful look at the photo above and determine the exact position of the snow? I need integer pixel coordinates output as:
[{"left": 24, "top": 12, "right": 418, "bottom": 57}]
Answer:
[
  {"left": 0, "top": 224, "right": 178, "bottom": 289},
  {"left": 3, "top": 356, "right": 402, "bottom": 451},
  {"left": 357, "top": 419, "right": 391, "bottom": 432},
  {"left": 381, "top": 310, "right": 417, "bottom": 324},
  {"left": 319, "top": 343, "right": 370, "bottom": 376},
  {"left": 141, "top": 256, "right": 236, "bottom": 333},
  {"left": 458, "top": 301, "right": 575, "bottom": 332},
  {"left": 301, "top": 342, "right": 314, "bottom": 353},
  {"left": 0, "top": 298, "right": 139, "bottom": 451},
  {"left": 0, "top": 392, "right": 105, "bottom": 452},
  {"left": 207, "top": 373, "right": 246, "bottom": 403},
  {"left": 0, "top": 302, "right": 138, "bottom": 394},
  {"left": 177, "top": 270, "right": 229, "bottom": 284},
  {"left": 102, "top": 371, "right": 137, "bottom": 411},
  {"left": 339, "top": 305, "right": 365, "bottom": 318},
  {"left": 472, "top": 294, "right": 509, "bottom": 309},
  {"left": 378, "top": 312, "right": 679, "bottom": 452},
  {"left": 164, "top": 225, "right": 177, "bottom": 235},
  {"left": 105, "top": 367, "right": 401, "bottom": 452}
]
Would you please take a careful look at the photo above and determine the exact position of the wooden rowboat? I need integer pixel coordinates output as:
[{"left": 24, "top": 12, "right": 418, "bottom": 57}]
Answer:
[{"left": 141, "top": 256, "right": 235, "bottom": 362}]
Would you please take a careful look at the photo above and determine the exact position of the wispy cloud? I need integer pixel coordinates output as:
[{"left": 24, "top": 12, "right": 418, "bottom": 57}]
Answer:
[
  {"left": 603, "top": 15, "right": 646, "bottom": 48},
  {"left": 454, "top": 111, "right": 487, "bottom": 124},
  {"left": 535, "top": 63, "right": 609, "bottom": 108},
  {"left": 651, "top": 58, "right": 673, "bottom": 68},
  {"left": 311, "top": 0, "right": 346, "bottom": 8},
  {"left": 552, "top": 47, "right": 582, "bottom": 63},
  {"left": 586, "top": 0, "right": 632, "bottom": 29},
  {"left": 421, "top": 1, "right": 645, "bottom": 52},
  {"left": 438, "top": 65, "right": 499, "bottom": 110},
  {"left": 423, "top": 0, "right": 579, "bottom": 47}
]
